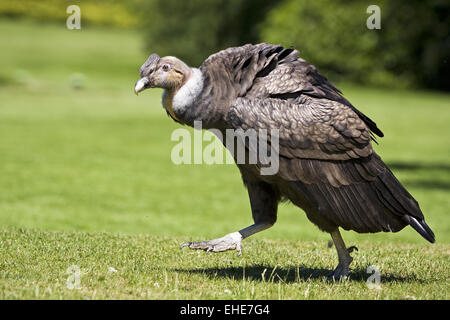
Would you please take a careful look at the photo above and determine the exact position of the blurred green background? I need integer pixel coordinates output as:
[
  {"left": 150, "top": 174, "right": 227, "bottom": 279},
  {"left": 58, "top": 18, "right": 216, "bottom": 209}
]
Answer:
[{"left": 0, "top": 0, "right": 449, "bottom": 245}]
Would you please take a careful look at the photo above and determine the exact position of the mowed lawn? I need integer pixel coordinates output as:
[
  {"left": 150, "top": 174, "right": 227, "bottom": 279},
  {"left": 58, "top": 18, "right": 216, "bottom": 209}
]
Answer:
[{"left": 0, "top": 19, "right": 449, "bottom": 299}]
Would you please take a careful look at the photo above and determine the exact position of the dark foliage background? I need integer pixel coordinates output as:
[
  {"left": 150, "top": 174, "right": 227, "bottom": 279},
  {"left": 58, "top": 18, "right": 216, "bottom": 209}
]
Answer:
[
  {"left": 140, "top": 0, "right": 449, "bottom": 90},
  {"left": 0, "top": 0, "right": 448, "bottom": 89},
  {"left": 140, "top": 0, "right": 276, "bottom": 67}
]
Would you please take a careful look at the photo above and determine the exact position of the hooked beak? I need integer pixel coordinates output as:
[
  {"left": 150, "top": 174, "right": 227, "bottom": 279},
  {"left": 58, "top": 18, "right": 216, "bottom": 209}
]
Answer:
[{"left": 134, "top": 78, "right": 150, "bottom": 95}]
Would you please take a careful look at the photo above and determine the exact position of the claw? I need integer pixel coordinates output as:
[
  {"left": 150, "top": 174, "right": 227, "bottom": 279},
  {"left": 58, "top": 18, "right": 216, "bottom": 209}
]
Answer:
[
  {"left": 327, "top": 273, "right": 349, "bottom": 282},
  {"left": 347, "top": 246, "right": 358, "bottom": 253},
  {"left": 179, "top": 232, "right": 242, "bottom": 255},
  {"left": 327, "top": 266, "right": 350, "bottom": 282},
  {"left": 180, "top": 242, "right": 192, "bottom": 250}
]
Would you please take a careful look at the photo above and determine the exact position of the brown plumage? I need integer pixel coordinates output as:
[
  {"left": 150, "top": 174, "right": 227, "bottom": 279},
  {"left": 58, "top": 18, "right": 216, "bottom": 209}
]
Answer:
[{"left": 135, "top": 43, "right": 435, "bottom": 280}]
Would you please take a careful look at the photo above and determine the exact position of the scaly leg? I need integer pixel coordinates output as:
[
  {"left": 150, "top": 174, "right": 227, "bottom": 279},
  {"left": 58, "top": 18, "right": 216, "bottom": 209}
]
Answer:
[
  {"left": 328, "top": 229, "right": 355, "bottom": 281},
  {"left": 180, "top": 222, "right": 273, "bottom": 255}
]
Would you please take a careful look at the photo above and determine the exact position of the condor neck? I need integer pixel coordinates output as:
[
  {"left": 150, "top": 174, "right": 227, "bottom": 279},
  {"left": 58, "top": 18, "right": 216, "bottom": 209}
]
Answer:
[{"left": 162, "top": 68, "right": 204, "bottom": 124}]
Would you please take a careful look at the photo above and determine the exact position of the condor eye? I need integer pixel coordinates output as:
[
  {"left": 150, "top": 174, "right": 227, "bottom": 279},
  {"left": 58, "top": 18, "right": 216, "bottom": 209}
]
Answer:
[{"left": 162, "top": 64, "right": 170, "bottom": 72}]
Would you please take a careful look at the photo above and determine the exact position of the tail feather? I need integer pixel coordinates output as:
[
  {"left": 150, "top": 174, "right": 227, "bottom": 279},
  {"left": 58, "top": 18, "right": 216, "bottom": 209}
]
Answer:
[
  {"left": 376, "top": 160, "right": 435, "bottom": 243},
  {"left": 288, "top": 153, "right": 436, "bottom": 243},
  {"left": 405, "top": 215, "right": 435, "bottom": 243}
]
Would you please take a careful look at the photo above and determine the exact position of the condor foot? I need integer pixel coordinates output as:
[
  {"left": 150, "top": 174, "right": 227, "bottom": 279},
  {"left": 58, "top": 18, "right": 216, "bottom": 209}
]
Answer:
[{"left": 180, "top": 232, "right": 243, "bottom": 255}]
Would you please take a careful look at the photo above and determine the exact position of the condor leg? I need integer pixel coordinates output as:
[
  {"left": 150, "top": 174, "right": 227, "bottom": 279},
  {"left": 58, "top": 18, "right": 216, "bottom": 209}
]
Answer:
[
  {"left": 328, "top": 229, "right": 356, "bottom": 281},
  {"left": 180, "top": 181, "right": 278, "bottom": 255}
]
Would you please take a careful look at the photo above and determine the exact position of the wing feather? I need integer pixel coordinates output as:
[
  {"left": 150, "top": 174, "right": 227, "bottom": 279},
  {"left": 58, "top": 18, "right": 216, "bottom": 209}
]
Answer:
[
  {"left": 218, "top": 43, "right": 430, "bottom": 238},
  {"left": 227, "top": 96, "right": 373, "bottom": 163}
]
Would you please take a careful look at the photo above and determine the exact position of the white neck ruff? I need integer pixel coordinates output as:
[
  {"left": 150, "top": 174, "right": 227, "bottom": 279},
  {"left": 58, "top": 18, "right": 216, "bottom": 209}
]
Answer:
[{"left": 172, "top": 68, "right": 204, "bottom": 113}]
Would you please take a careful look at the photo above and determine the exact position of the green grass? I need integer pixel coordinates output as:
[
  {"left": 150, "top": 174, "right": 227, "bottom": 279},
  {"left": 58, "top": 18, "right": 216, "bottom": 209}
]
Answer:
[
  {"left": 0, "top": 18, "right": 449, "bottom": 299},
  {"left": 1, "top": 228, "right": 449, "bottom": 300}
]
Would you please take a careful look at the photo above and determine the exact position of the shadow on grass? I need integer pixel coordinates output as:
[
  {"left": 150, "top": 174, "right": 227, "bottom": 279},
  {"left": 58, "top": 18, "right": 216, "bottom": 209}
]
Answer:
[
  {"left": 174, "top": 264, "right": 424, "bottom": 284},
  {"left": 403, "top": 180, "right": 450, "bottom": 191},
  {"left": 387, "top": 161, "right": 450, "bottom": 172},
  {"left": 385, "top": 161, "right": 450, "bottom": 191}
]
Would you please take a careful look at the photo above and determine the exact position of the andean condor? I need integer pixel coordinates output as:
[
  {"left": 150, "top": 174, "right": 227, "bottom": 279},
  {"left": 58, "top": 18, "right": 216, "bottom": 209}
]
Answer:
[{"left": 134, "top": 43, "right": 435, "bottom": 280}]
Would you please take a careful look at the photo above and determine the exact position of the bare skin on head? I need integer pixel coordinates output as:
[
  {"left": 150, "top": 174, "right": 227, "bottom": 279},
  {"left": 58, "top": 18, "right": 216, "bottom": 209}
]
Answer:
[{"left": 135, "top": 56, "right": 193, "bottom": 122}]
